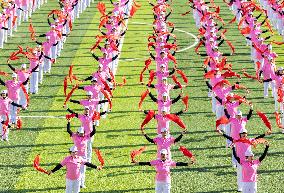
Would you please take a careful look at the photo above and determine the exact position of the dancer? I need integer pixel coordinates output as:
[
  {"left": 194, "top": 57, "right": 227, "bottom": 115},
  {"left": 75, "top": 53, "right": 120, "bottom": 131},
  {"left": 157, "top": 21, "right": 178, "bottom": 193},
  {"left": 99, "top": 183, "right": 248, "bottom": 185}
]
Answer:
[
  {"left": 48, "top": 146, "right": 102, "bottom": 193},
  {"left": 134, "top": 149, "right": 193, "bottom": 193},
  {"left": 232, "top": 142, "right": 269, "bottom": 193}
]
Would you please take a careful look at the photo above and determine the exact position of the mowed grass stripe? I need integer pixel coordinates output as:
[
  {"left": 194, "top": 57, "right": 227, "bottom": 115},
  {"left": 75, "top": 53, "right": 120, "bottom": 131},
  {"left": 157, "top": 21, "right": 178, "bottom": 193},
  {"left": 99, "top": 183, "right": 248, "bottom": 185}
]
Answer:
[
  {"left": 0, "top": 0, "right": 75, "bottom": 191},
  {"left": 12, "top": 0, "right": 154, "bottom": 192},
  {"left": 0, "top": 1, "right": 103, "bottom": 192},
  {"left": 168, "top": 0, "right": 284, "bottom": 192}
]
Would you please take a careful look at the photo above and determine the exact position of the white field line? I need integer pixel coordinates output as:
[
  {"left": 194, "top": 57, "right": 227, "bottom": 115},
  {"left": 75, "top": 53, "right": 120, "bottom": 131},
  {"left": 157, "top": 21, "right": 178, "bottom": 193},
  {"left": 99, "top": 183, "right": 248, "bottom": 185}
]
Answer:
[
  {"left": 112, "top": 0, "right": 133, "bottom": 75},
  {"left": 19, "top": 115, "right": 65, "bottom": 119},
  {"left": 131, "top": 21, "right": 199, "bottom": 53}
]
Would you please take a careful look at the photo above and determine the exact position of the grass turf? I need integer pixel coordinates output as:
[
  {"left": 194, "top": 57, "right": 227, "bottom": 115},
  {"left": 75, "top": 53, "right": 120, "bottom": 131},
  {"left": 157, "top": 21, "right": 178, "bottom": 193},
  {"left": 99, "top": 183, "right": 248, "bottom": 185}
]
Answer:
[{"left": 0, "top": 0, "right": 284, "bottom": 192}]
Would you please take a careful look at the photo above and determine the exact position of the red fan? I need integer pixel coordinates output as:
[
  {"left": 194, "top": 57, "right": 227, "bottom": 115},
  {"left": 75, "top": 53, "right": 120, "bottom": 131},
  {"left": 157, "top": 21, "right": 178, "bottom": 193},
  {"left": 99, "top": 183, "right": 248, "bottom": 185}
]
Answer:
[
  {"left": 0, "top": 71, "right": 8, "bottom": 76},
  {"left": 68, "top": 64, "right": 74, "bottom": 83},
  {"left": 99, "top": 16, "right": 108, "bottom": 29},
  {"left": 99, "top": 77, "right": 112, "bottom": 97},
  {"left": 277, "top": 88, "right": 284, "bottom": 102},
  {"left": 272, "top": 40, "right": 284, "bottom": 45},
  {"left": 66, "top": 113, "right": 76, "bottom": 120},
  {"left": 204, "top": 70, "right": 216, "bottom": 79},
  {"left": 130, "top": 5, "right": 138, "bottom": 17},
  {"left": 274, "top": 112, "right": 283, "bottom": 128},
  {"left": 97, "top": 2, "right": 106, "bottom": 16},
  {"left": 92, "top": 112, "right": 100, "bottom": 121},
  {"left": 199, "top": 27, "right": 206, "bottom": 36},
  {"left": 203, "top": 57, "right": 210, "bottom": 66},
  {"left": 94, "top": 149, "right": 105, "bottom": 166},
  {"left": 257, "top": 111, "right": 272, "bottom": 131},
  {"left": 130, "top": 146, "right": 146, "bottom": 163},
  {"left": 90, "top": 35, "right": 106, "bottom": 51},
  {"left": 179, "top": 146, "right": 193, "bottom": 158},
  {"left": 216, "top": 116, "right": 229, "bottom": 130},
  {"left": 212, "top": 80, "right": 231, "bottom": 90},
  {"left": 222, "top": 70, "right": 241, "bottom": 78},
  {"left": 33, "top": 154, "right": 49, "bottom": 174},
  {"left": 265, "top": 21, "right": 274, "bottom": 34},
  {"left": 117, "top": 76, "right": 126, "bottom": 87},
  {"left": 176, "top": 69, "right": 188, "bottom": 84},
  {"left": 16, "top": 118, "right": 23, "bottom": 130},
  {"left": 168, "top": 54, "right": 177, "bottom": 64},
  {"left": 110, "top": 41, "right": 119, "bottom": 51},
  {"left": 141, "top": 110, "right": 155, "bottom": 129},
  {"left": 145, "top": 58, "right": 152, "bottom": 67},
  {"left": 234, "top": 138, "right": 253, "bottom": 146},
  {"left": 138, "top": 89, "right": 150, "bottom": 110},
  {"left": 9, "top": 51, "right": 20, "bottom": 61},
  {"left": 225, "top": 40, "right": 235, "bottom": 55},
  {"left": 63, "top": 76, "right": 68, "bottom": 96},
  {"left": 69, "top": 20, "right": 73, "bottom": 31},
  {"left": 133, "top": 0, "right": 141, "bottom": 8},
  {"left": 172, "top": 75, "right": 182, "bottom": 89},
  {"left": 228, "top": 16, "right": 236, "bottom": 24},
  {"left": 29, "top": 21, "right": 36, "bottom": 41},
  {"left": 182, "top": 95, "right": 189, "bottom": 111},
  {"left": 63, "top": 85, "right": 78, "bottom": 105},
  {"left": 147, "top": 70, "right": 155, "bottom": 85},
  {"left": 195, "top": 39, "right": 203, "bottom": 53},
  {"left": 165, "top": 114, "right": 186, "bottom": 129},
  {"left": 167, "top": 22, "right": 174, "bottom": 27},
  {"left": 164, "top": 44, "right": 177, "bottom": 50},
  {"left": 148, "top": 42, "right": 155, "bottom": 50},
  {"left": 226, "top": 94, "right": 246, "bottom": 103},
  {"left": 242, "top": 70, "right": 258, "bottom": 80},
  {"left": 181, "top": 10, "right": 191, "bottom": 16},
  {"left": 252, "top": 138, "right": 267, "bottom": 147},
  {"left": 140, "top": 66, "right": 147, "bottom": 83},
  {"left": 241, "top": 27, "right": 251, "bottom": 35}
]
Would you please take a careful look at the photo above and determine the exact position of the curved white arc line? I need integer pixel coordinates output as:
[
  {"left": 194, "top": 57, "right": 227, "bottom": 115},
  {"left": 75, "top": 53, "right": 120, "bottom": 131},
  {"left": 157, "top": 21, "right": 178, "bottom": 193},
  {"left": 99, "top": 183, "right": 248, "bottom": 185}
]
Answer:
[
  {"left": 130, "top": 21, "right": 198, "bottom": 53},
  {"left": 175, "top": 28, "right": 199, "bottom": 52}
]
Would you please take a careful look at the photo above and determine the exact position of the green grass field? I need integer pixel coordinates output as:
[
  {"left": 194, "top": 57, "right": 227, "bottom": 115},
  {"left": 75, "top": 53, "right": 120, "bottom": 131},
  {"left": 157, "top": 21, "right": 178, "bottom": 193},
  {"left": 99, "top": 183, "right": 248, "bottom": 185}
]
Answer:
[{"left": 0, "top": 0, "right": 284, "bottom": 192}]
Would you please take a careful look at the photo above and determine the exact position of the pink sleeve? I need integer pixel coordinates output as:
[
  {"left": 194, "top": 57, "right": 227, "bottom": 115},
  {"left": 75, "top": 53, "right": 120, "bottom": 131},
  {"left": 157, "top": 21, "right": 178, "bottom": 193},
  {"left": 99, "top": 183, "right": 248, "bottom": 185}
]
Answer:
[
  {"left": 60, "top": 157, "right": 68, "bottom": 166},
  {"left": 153, "top": 137, "right": 158, "bottom": 144},
  {"left": 92, "top": 101, "right": 99, "bottom": 106},
  {"left": 84, "top": 86, "right": 89, "bottom": 91},
  {"left": 170, "top": 161, "right": 176, "bottom": 167},
  {"left": 170, "top": 137, "right": 175, "bottom": 144},
  {"left": 255, "top": 160, "right": 260, "bottom": 166},
  {"left": 80, "top": 157, "right": 87, "bottom": 165},
  {"left": 150, "top": 160, "right": 158, "bottom": 166}
]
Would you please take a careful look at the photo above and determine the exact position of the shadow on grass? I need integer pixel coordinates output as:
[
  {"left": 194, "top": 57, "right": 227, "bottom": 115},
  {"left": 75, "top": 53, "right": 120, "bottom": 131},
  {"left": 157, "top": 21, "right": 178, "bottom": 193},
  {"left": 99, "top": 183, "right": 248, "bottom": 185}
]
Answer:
[
  {"left": 0, "top": 142, "right": 73, "bottom": 149},
  {"left": 0, "top": 187, "right": 65, "bottom": 193},
  {"left": 195, "top": 190, "right": 236, "bottom": 193},
  {"left": 87, "top": 188, "right": 153, "bottom": 193}
]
